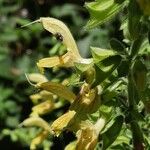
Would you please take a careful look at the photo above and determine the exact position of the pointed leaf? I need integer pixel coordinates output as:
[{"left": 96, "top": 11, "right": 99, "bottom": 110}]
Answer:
[
  {"left": 102, "top": 115, "right": 124, "bottom": 150},
  {"left": 74, "top": 62, "right": 93, "bottom": 73},
  {"left": 117, "top": 60, "right": 130, "bottom": 77},
  {"left": 85, "top": 0, "right": 126, "bottom": 29},
  {"left": 92, "top": 55, "right": 121, "bottom": 87},
  {"left": 110, "top": 38, "right": 126, "bottom": 54},
  {"left": 91, "top": 47, "right": 115, "bottom": 63},
  {"left": 128, "top": 0, "right": 142, "bottom": 40}
]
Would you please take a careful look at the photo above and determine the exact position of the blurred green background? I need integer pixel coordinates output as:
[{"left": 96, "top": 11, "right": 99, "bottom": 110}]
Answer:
[{"left": 0, "top": 0, "right": 122, "bottom": 149}]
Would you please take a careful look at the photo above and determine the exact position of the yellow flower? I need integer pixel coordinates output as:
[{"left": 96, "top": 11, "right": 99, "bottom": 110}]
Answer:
[
  {"left": 51, "top": 110, "right": 77, "bottom": 136},
  {"left": 23, "top": 17, "right": 92, "bottom": 71},
  {"left": 30, "top": 90, "right": 53, "bottom": 104},
  {"left": 70, "top": 83, "right": 101, "bottom": 114},
  {"left": 30, "top": 130, "right": 49, "bottom": 150},
  {"left": 26, "top": 73, "right": 48, "bottom": 84},
  {"left": 20, "top": 117, "right": 52, "bottom": 134},
  {"left": 31, "top": 100, "right": 54, "bottom": 116},
  {"left": 76, "top": 118, "right": 106, "bottom": 150},
  {"left": 50, "top": 82, "right": 100, "bottom": 134},
  {"left": 65, "top": 141, "right": 77, "bottom": 150},
  {"left": 36, "top": 81, "right": 76, "bottom": 102},
  {"left": 22, "top": 17, "right": 105, "bottom": 150}
]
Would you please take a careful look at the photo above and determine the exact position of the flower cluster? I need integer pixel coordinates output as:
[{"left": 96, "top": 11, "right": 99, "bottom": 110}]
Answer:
[{"left": 21, "top": 17, "right": 105, "bottom": 150}]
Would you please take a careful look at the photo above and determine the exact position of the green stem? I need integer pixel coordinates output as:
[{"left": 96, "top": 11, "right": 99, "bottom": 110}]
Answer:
[
  {"left": 127, "top": 68, "right": 144, "bottom": 150},
  {"left": 130, "top": 121, "right": 144, "bottom": 150},
  {"left": 129, "top": 36, "right": 144, "bottom": 58}
]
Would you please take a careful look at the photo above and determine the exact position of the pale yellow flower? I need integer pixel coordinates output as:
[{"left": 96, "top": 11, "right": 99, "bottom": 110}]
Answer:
[
  {"left": 20, "top": 117, "right": 52, "bottom": 134},
  {"left": 51, "top": 110, "right": 77, "bottom": 136},
  {"left": 23, "top": 17, "right": 92, "bottom": 71},
  {"left": 76, "top": 118, "right": 105, "bottom": 150},
  {"left": 31, "top": 100, "right": 54, "bottom": 116},
  {"left": 30, "top": 130, "right": 49, "bottom": 150}
]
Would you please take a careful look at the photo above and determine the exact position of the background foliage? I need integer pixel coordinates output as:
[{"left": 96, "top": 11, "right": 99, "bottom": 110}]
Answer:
[
  {"left": 0, "top": 0, "right": 150, "bottom": 150},
  {"left": 0, "top": 0, "right": 111, "bottom": 149}
]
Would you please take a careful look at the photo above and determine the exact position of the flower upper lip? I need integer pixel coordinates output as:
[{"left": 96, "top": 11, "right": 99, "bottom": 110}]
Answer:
[{"left": 39, "top": 17, "right": 82, "bottom": 59}]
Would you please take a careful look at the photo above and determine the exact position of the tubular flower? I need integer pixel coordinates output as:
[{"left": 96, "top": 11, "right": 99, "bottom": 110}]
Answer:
[
  {"left": 20, "top": 117, "right": 52, "bottom": 134},
  {"left": 51, "top": 110, "right": 77, "bottom": 136},
  {"left": 26, "top": 73, "right": 55, "bottom": 116},
  {"left": 64, "top": 118, "right": 106, "bottom": 150},
  {"left": 23, "top": 17, "right": 92, "bottom": 72},
  {"left": 30, "top": 100, "right": 54, "bottom": 117},
  {"left": 30, "top": 90, "right": 54, "bottom": 105},
  {"left": 26, "top": 73, "right": 48, "bottom": 84},
  {"left": 22, "top": 17, "right": 105, "bottom": 150},
  {"left": 30, "top": 130, "right": 49, "bottom": 150},
  {"left": 76, "top": 119, "right": 105, "bottom": 150},
  {"left": 36, "top": 17, "right": 92, "bottom": 70},
  {"left": 50, "top": 82, "right": 101, "bottom": 139}
]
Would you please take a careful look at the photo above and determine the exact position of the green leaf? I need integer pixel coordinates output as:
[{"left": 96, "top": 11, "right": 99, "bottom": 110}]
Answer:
[
  {"left": 130, "top": 36, "right": 144, "bottom": 57},
  {"left": 85, "top": 0, "right": 126, "bottom": 29},
  {"left": 117, "top": 60, "right": 130, "bottom": 77},
  {"left": 92, "top": 55, "right": 121, "bottom": 87},
  {"left": 128, "top": 0, "right": 142, "bottom": 40},
  {"left": 102, "top": 79, "right": 122, "bottom": 102},
  {"left": 111, "top": 135, "right": 130, "bottom": 146},
  {"left": 130, "top": 120, "right": 144, "bottom": 145},
  {"left": 110, "top": 38, "right": 126, "bottom": 54},
  {"left": 128, "top": 73, "right": 140, "bottom": 106},
  {"left": 99, "top": 105, "right": 113, "bottom": 119},
  {"left": 102, "top": 115, "right": 124, "bottom": 150},
  {"left": 74, "top": 62, "right": 93, "bottom": 73},
  {"left": 91, "top": 47, "right": 115, "bottom": 63},
  {"left": 67, "top": 74, "right": 81, "bottom": 86}
]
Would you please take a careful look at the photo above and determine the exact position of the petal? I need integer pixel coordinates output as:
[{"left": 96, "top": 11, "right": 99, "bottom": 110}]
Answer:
[
  {"left": 65, "top": 141, "right": 77, "bottom": 150},
  {"left": 20, "top": 117, "right": 52, "bottom": 133},
  {"left": 51, "top": 110, "right": 76, "bottom": 136},
  {"left": 76, "top": 126, "right": 97, "bottom": 150},
  {"left": 30, "top": 90, "right": 53, "bottom": 104},
  {"left": 37, "top": 56, "right": 62, "bottom": 68},
  {"left": 30, "top": 130, "right": 49, "bottom": 150},
  {"left": 26, "top": 73, "right": 48, "bottom": 83},
  {"left": 37, "top": 52, "right": 78, "bottom": 70},
  {"left": 31, "top": 100, "right": 54, "bottom": 116},
  {"left": 37, "top": 81, "right": 76, "bottom": 102},
  {"left": 39, "top": 17, "right": 81, "bottom": 59}
]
